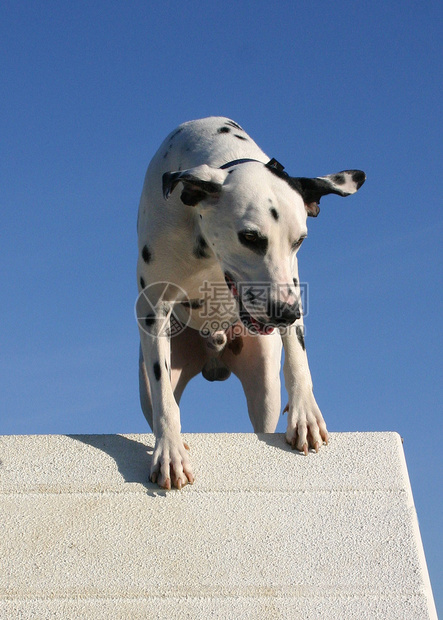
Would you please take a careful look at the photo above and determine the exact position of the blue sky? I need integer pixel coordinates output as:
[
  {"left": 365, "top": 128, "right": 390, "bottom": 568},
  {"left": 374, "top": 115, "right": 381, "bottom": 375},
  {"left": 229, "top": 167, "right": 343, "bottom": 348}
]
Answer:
[{"left": 1, "top": 0, "right": 441, "bottom": 609}]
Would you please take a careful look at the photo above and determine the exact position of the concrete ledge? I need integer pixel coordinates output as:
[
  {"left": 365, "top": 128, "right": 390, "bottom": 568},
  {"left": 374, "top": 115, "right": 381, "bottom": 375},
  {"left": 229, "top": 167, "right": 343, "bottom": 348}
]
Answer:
[{"left": 0, "top": 432, "right": 437, "bottom": 619}]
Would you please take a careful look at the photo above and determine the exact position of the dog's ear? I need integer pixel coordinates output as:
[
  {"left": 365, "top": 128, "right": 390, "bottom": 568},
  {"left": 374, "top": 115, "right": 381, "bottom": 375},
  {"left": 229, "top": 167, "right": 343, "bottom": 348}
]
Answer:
[
  {"left": 290, "top": 170, "right": 366, "bottom": 217},
  {"left": 162, "top": 165, "right": 228, "bottom": 206}
]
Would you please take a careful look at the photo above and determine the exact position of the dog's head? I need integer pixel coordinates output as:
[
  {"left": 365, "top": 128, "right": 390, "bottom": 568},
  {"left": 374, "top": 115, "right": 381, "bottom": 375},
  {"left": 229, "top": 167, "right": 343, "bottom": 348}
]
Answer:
[{"left": 163, "top": 160, "right": 365, "bottom": 333}]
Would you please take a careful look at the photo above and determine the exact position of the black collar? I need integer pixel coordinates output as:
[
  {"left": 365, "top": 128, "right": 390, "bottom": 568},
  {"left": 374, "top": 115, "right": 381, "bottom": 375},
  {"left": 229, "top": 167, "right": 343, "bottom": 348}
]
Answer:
[
  {"left": 219, "top": 157, "right": 286, "bottom": 172},
  {"left": 219, "top": 158, "right": 262, "bottom": 169}
]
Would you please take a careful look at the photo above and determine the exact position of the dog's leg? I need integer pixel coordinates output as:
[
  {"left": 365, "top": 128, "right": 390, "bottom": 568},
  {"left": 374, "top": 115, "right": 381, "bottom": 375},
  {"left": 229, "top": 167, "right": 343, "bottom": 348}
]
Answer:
[
  {"left": 137, "top": 292, "right": 195, "bottom": 490},
  {"left": 223, "top": 329, "right": 282, "bottom": 432},
  {"left": 139, "top": 327, "right": 208, "bottom": 430},
  {"left": 139, "top": 344, "right": 153, "bottom": 429},
  {"left": 281, "top": 261, "right": 328, "bottom": 454}
]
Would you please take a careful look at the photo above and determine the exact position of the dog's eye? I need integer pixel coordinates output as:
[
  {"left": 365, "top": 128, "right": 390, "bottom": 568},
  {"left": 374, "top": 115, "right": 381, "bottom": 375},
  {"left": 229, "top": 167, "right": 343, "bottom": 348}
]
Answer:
[
  {"left": 292, "top": 236, "right": 306, "bottom": 251},
  {"left": 238, "top": 230, "right": 268, "bottom": 255},
  {"left": 243, "top": 231, "right": 258, "bottom": 242}
]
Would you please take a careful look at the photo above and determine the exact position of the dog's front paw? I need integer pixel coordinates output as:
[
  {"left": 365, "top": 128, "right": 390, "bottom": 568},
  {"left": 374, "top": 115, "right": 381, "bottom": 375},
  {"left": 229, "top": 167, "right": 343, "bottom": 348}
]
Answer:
[
  {"left": 150, "top": 433, "right": 194, "bottom": 490},
  {"left": 284, "top": 392, "right": 328, "bottom": 455}
]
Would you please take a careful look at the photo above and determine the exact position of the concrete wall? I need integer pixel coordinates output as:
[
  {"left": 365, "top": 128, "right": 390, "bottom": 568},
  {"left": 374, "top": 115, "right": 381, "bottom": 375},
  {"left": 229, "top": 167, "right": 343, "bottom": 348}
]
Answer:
[{"left": 0, "top": 432, "right": 437, "bottom": 619}]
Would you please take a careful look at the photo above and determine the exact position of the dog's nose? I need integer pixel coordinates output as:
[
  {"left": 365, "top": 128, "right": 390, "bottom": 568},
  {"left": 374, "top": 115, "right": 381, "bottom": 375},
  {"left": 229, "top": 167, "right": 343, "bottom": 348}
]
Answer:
[{"left": 266, "top": 300, "right": 301, "bottom": 326}]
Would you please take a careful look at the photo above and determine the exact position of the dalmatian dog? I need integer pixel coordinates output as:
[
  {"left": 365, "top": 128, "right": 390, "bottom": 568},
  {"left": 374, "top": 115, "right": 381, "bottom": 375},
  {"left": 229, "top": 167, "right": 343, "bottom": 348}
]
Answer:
[{"left": 136, "top": 117, "right": 365, "bottom": 490}]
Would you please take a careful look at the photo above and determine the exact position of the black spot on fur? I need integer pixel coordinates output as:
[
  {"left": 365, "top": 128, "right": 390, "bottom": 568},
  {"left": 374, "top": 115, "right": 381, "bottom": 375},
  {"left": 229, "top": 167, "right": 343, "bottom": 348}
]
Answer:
[
  {"left": 163, "top": 137, "right": 178, "bottom": 159},
  {"left": 226, "top": 120, "right": 243, "bottom": 130},
  {"left": 331, "top": 173, "right": 346, "bottom": 185},
  {"left": 293, "top": 277, "right": 298, "bottom": 288},
  {"left": 193, "top": 235, "right": 211, "bottom": 259},
  {"left": 217, "top": 127, "right": 230, "bottom": 134},
  {"left": 352, "top": 170, "right": 366, "bottom": 188},
  {"left": 296, "top": 325, "right": 305, "bottom": 351},
  {"left": 142, "top": 245, "right": 152, "bottom": 264},
  {"left": 140, "top": 277, "right": 146, "bottom": 290},
  {"left": 169, "top": 128, "right": 183, "bottom": 141},
  {"left": 153, "top": 362, "right": 161, "bottom": 381},
  {"left": 235, "top": 134, "right": 247, "bottom": 141},
  {"left": 182, "top": 299, "right": 204, "bottom": 309},
  {"left": 145, "top": 315, "right": 155, "bottom": 327},
  {"left": 270, "top": 207, "right": 279, "bottom": 221}
]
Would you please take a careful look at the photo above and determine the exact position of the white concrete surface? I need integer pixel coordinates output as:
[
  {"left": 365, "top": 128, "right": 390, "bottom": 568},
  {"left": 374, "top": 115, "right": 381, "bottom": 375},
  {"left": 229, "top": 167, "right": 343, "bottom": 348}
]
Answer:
[{"left": 0, "top": 432, "right": 437, "bottom": 619}]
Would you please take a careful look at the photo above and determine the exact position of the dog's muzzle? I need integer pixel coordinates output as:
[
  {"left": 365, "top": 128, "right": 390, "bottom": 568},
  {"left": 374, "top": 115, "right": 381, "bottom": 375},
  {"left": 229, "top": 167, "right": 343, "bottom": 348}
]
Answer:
[
  {"left": 224, "top": 273, "right": 300, "bottom": 334},
  {"left": 265, "top": 299, "right": 301, "bottom": 326}
]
